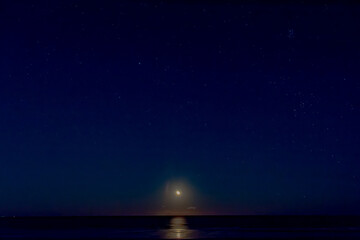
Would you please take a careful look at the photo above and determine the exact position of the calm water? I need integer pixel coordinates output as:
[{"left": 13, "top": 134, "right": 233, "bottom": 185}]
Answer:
[{"left": 1, "top": 216, "right": 360, "bottom": 239}]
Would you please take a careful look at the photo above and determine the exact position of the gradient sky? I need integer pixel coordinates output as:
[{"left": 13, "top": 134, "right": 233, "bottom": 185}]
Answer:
[{"left": 1, "top": 1, "right": 360, "bottom": 216}]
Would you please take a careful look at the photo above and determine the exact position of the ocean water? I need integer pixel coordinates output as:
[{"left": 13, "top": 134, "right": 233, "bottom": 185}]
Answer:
[{"left": 1, "top": 216, "right": 360, "bottom": 239}]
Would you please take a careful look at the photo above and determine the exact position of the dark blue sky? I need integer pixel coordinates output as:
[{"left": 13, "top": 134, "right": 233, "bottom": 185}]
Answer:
[{"left": 1, "top": 1, "right": 360, "bottom": 216}]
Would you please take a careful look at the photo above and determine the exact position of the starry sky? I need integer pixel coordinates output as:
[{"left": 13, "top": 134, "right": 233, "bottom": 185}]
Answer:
[{"left": 1, "top": 1, "right": 360, "bottom": 216}]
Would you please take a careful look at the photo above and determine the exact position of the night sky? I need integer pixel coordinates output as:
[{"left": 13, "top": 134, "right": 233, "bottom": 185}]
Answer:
[{"left": 1, "top": 1, "right": 360, "bottom": 216}]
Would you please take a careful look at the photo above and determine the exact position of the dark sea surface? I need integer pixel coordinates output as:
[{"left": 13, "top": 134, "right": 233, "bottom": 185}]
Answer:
[{"left": 1, "top": 216, "right": 360, "bottom": 239}]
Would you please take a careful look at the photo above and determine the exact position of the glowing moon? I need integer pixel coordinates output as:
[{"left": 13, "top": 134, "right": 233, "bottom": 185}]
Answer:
[{"left": 176, "top": 190, "right": 181, "bottom": 196}]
